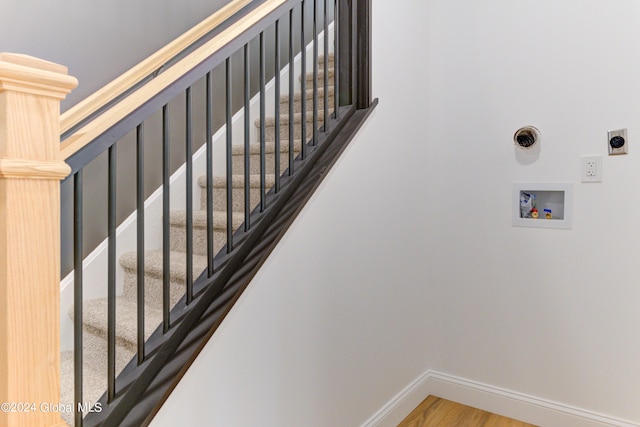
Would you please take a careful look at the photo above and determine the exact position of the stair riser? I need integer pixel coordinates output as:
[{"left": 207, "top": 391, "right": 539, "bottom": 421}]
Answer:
[
  {"left": 170, "top": 226, "right": 227, "bottom": 257},
  {"left": 231, "top": 147, "right": 301, "bottom": 175}
]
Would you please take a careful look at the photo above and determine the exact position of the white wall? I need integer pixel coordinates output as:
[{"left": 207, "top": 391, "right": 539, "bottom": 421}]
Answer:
[
  {"left": 150, "top": 0, "right": 640, "bottom": 425},
  {"left": 150, "top": 1, "right": 431, "bottom": 426},
  {"left": 426, "top": 0, "right": 640, "bottom": 423}
]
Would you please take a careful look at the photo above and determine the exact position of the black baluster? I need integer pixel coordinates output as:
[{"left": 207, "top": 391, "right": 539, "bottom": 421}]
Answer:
[
  {"left": 274, "top": 19, "right": 281, "bottom": 192},
  {"left": 136, "top": 123, "right": 145, "bottom": 365},
  {"left": 334, "top": 0, "right": 340, "bottom": 118},
  {"left": 162, "top": 104, "right": 170, "bottom": 332},
  {"left": 107, "top": 143, "right": 117, "bottom": 402},
  {"left": 355, "top": 0, "right": 371, "bottom": 109},
  {"left": 226, "top": 58, "right": 233, "bottom": 253},
  {"left": 288, "top": 9, "right": 295, "bottom": 175},
  {"left": 300, "top": 0, "right": 307, "bottom": 159},
  {"left": 186, "top": 87, "right": 194, "bottom": 305},
  {"left": 73, "top": 170, "right": 83, "bottom": 427},
  {"left": 244, "top": 44, "right": 251, "bottom": 231},
  {"left": 323, "top": 0, "right": 330, "bottom": 130},
  {"left": 312, "top": 0, "right": 319, "bottom": 145},
  {"left": 259, "top": 32, "right": 266, "bottom": 212},
  {"left": 206, "top": 72, "right": 214, "bottom": 277}
]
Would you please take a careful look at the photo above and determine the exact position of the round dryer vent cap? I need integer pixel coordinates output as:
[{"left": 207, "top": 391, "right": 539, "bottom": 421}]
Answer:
[{"left": 514, "top": 126, "right": 540, "bottom": 149}]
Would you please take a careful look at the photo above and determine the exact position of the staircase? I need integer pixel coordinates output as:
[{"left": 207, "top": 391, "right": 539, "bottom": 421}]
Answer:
[{"left": 59, "top": 54, "right": 335, "bottom": 425}]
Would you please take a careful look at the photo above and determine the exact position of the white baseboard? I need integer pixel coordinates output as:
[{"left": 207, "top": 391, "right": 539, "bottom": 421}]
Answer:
[
  {"left": 361, "top": 370, "right": 640, "bottom": 427},
  {"left": 361, "top": 370, "right": 432, "bottom": 427}
]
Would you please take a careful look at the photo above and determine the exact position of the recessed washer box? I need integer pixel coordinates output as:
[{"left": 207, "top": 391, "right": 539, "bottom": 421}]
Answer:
[{"left": 512, "top": 183, "right": 573, "bottom": 229}]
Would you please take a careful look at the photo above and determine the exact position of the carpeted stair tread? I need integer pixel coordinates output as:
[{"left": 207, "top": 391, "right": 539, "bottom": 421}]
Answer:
[
  {"left": 318, "top": 53, "right": 334, "bottom": 65},
  {"left": 120, "top": 249, "right": 208, "bottom": 283},
  {"left": 121, "top": 249, "right": 210, "bottom": 310},
  {"left": 280, "top": 85, "right": 334, "bottom": 105},
  {"left": 60, "top": 333, "right": 135, "bottom": 425},
  {"left": 230, "top": 140, "right": 303, "bottom": 175},
  {"left": 74, "top": 297, "right": 162, "bottom": 351},
  {"left": 198, "top": 174, "right": 276, "bottom": 189},
  {"left": 199, "top": 174, "right": 277, "bottom": 213},
  {"left": 281, "top": 100, "right": 335, "bottom": 115},
  {"left": 301, "top": 68, "right": 335, "bottom": 83},
  {"left": 170, "top": 209, "right": 245, "bottom": 230},
  {"left": 231, "top": 140, "right": 301, "bottom": 156},
  {"left": 259, "top": 109, "right": 329, "bottom": 127},
  {"left": 169, "top": 210, "right": 239, "bottom": 256}
]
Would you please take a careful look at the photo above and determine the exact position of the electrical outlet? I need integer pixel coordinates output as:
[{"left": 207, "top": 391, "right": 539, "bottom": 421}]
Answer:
[{"left": 582, "top": 155, "right": 603, "bottom": 182}]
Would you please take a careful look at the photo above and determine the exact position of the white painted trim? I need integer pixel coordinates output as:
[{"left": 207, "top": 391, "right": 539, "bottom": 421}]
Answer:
[
  {"left": 361, "top": 370, "right": 640, "bottom": 427},
  {"left": 360, "top": 370, "right": 432, "bottom": 427},
  {"left": 60, "top": 24, "right": 335, "bottom": 351}
]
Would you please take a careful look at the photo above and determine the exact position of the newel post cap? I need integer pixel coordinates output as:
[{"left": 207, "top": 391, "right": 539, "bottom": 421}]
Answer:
[{"left": 0, "top": 52, "right": 78, "bottom": 98}]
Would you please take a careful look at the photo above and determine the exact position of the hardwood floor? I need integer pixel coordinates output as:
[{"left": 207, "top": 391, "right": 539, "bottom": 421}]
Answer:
[{"left": 397, "top": 396, "right": 538, "bottom": 427}]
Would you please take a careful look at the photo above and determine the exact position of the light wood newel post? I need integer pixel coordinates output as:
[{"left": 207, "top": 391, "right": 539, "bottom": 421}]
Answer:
[{"left": 0, "top": 53, "right": 77, "bottom": 427}]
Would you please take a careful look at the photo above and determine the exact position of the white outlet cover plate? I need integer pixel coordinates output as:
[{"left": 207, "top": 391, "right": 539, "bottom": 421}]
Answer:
[{"left": 581, "top": 155, "right": 603, "bottom": 183}]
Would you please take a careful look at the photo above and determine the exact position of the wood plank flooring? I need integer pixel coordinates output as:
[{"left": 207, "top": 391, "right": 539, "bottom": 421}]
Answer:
[{"left": 398, "top": 396, "right": 538, "bottom": 427}]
